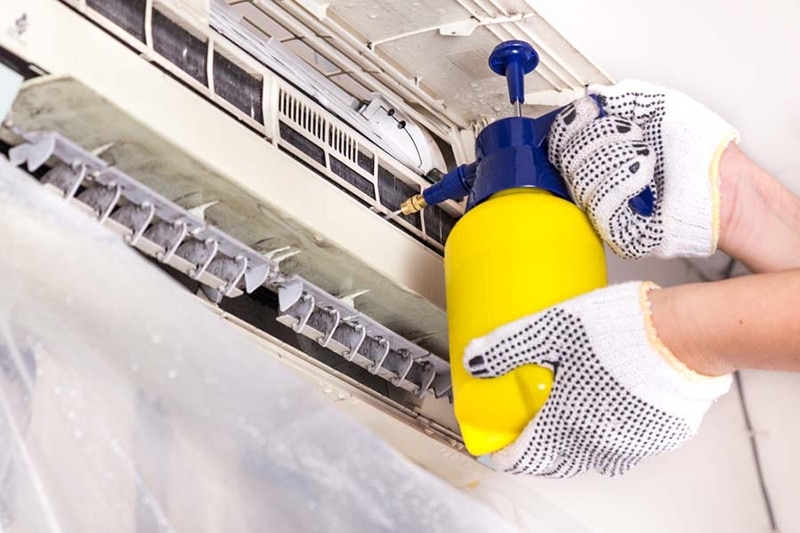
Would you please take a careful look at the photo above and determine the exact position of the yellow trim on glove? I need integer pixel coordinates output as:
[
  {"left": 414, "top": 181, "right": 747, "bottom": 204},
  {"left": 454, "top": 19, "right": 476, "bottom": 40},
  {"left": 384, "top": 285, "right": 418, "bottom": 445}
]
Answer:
[
  {"left": 709, "top": 131, "right": 741, "bottom": 254},
  {"left": 640, "top": 282, "right": 723, "bottom": 384}
]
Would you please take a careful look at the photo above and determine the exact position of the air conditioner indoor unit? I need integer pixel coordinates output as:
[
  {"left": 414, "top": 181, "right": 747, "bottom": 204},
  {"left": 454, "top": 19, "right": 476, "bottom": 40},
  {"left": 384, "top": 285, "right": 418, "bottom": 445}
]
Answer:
[{"left": 0, "top": 0, "right": 611, "bottom": 530}]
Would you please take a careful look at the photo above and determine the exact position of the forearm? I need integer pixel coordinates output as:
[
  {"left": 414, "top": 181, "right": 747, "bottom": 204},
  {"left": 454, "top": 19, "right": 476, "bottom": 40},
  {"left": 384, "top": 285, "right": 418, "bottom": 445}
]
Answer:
[
  {"left": 719, "top": 144, "right": 800, "bottom": 272},
  {"left": 650, "top": 269, "right": 800, "bottom": 375}
]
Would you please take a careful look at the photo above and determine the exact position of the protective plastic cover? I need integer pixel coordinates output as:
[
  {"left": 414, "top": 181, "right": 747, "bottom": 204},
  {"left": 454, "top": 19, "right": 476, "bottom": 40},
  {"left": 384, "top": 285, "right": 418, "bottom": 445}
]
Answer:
[{"left": 0, "top": 157, "right": 515, "bottom": 532}]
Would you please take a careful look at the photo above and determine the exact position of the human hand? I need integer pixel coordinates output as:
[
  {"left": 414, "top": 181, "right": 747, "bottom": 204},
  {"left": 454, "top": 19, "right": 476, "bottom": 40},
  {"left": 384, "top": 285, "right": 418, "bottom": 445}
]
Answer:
[
  {"left": 463, "top": 282, "right": 731, "bottom": 477},
  {"left": 547, "top": 81, "right": 739, "bottom": 259}
]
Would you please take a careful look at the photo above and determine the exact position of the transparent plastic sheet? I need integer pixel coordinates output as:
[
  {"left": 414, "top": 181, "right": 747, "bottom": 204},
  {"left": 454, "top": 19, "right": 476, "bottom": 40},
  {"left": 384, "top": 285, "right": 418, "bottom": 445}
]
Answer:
[{"left": 0, "top": 158, "right": 517, "bottom": 533}]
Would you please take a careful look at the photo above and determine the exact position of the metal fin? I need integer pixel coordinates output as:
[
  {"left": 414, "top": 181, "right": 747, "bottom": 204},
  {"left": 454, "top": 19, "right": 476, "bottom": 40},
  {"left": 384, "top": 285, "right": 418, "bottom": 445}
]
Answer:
[
  {"left": 278, "top": 279, "right": 304, "bottom": 312},
  {"left": 187, "top": 200, "right": 219, "bottom": 221},
  {"left": 244, "top": 263, "right": 270, "bottom": 293}
]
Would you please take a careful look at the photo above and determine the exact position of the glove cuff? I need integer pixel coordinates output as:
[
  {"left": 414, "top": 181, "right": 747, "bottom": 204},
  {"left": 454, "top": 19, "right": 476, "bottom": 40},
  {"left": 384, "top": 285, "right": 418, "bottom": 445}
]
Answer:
[
  {"left": 655, "top": 130, "right": 740, "bottom": 258},
  {"left": 566, "top": 281, "right": 732, "bottom": 430}
]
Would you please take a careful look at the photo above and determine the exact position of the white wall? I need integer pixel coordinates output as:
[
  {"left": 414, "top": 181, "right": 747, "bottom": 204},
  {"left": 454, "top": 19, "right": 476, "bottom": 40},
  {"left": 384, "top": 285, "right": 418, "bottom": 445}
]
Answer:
[{"left": 530, "top": 0, "right": 800, "bottom": 196}]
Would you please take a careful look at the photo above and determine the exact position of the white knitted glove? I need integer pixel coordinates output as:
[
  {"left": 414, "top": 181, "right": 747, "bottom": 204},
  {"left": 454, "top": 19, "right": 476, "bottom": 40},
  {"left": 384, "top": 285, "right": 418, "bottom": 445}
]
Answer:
[
  {"left": 464, "top": 282, "right": 731, "bottom": 478},
  {"left": 548, "top": 81, "right": 739, "bottom": 259}
]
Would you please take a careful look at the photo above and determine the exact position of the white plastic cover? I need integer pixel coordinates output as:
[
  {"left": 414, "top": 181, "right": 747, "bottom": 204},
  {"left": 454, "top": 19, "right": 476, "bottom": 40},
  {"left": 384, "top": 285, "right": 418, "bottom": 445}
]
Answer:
[{"left": 0, "top": 157, "right": 516, "bottom": 532}]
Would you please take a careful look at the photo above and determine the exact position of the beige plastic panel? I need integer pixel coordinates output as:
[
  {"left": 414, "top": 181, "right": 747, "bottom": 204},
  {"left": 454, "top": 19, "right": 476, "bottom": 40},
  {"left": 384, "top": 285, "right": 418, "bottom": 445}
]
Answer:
[{"left": 229, "top": 0, "right": 611, "bottom": 127}]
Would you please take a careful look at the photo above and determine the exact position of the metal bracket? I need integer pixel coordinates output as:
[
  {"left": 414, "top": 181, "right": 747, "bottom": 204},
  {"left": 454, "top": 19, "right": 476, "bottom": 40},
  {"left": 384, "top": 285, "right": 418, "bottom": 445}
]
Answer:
[
  {"left": 127, "top": 203, "right": 155, "bottom": 245},
  {"left": 158, "top": 222, "right": 188, "bottom": 263},
  {"left": 390, "top": 350, "right": 415, "bottom": 386},
  {"left": 188, "top": 239, "right": 219, "bottom": 279},
  {"left": 99, "top": 184, "right": 122, "bottom": 222},
  {"left": 344, "top": 323, "right": 366, "bottom": 362},
  {"left": 416, "top": 363, "right": 437, "bottom": 398},
  {"left": 317, "top": 307, "right": 340, "bottom": 348},
  {"left": 65, "top": 164, "right": 88, "bottom": 200},
  {"left": 292, "top": 293, "right": 315, "bottom": 333},
  {"left": 223, "top": 256, "right": 248, "bottom": 296},
  {"left": 368, "top": 337, "right": 391, "bottom": 375}
]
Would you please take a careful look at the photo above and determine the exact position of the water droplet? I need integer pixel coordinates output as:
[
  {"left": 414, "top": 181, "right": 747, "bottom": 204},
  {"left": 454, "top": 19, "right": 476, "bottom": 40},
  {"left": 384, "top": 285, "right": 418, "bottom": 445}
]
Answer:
[
  {"left": 322, "top": 386, "right": 333, "bottom": 394},
  {"left": 368, "top": 12, "right": 378, "bottom": 19},
  {"left": 166, "top": 369, "right": 177, "bottom": 380},
  {"left": 469, "top": 81, "right": 479, "bottom": 88}
]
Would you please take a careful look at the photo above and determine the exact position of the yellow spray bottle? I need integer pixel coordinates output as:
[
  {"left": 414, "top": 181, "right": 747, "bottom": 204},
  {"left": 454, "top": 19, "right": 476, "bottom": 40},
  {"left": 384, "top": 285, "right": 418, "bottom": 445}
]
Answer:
[{"left": 401, "top": 41, "right": 614, "bottom": 456}]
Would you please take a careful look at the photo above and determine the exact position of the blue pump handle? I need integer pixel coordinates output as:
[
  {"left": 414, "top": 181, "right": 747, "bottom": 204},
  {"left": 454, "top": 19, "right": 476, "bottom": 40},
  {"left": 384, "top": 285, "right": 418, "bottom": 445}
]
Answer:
[{"left": 489, "top": 40, "right": 539, "bottom": 106}]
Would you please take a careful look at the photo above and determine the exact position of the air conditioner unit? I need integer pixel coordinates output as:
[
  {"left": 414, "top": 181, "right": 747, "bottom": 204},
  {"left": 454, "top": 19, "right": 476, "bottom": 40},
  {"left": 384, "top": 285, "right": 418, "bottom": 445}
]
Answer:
[{"left": 0, "top": 0, "right": 609, "bottom": 529}]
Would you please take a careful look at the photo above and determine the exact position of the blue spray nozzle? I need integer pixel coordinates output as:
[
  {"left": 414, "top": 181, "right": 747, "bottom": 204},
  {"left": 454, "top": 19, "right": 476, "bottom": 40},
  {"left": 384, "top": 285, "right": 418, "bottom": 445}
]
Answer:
[
  {"left": 488, "top": 41, "right": 539, "bottom": 109},
  {"left": 421, "top": 163, "right": 477, "bottom": 206}
]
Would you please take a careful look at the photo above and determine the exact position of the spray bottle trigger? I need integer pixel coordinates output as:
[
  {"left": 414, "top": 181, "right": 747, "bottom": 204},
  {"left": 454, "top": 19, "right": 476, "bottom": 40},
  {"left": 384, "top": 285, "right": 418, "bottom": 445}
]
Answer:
[
  {"left": 587, "top": 93, "right": 651, "bottom": 216},
  {"left": 629, "top": 186, "right": 655, "bottom": 217},
  {"left": 588, "top": 94, "right": 606, "bottom": 118}
]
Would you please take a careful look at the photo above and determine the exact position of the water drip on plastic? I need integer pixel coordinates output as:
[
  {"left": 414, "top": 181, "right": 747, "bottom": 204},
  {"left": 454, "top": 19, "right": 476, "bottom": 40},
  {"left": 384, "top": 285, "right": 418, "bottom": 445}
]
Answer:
[{"left": 383, "top": 209, "right": 403, "bottom": 221}]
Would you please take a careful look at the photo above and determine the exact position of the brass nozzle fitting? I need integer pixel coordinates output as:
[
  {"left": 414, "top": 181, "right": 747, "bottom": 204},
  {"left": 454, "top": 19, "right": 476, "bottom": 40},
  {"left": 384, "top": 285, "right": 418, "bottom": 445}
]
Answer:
[{"left": 400, "top": 194, "right": 427, "bottom": 215}]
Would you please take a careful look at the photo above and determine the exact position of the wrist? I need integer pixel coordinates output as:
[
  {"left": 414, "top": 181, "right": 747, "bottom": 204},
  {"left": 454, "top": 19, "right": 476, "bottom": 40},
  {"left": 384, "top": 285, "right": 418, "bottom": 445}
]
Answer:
[
  {"left": 717, "top": 144, "right": 800, "bottom": 272},
  {"left": 648, "top": 284, "right": 735, "bottom": 376},
  {"left": 717, "top": 143, "right": 751, "bottom": 260},
  {"left": 570, "top": 283, "right": 731, "bottom": 426}
]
